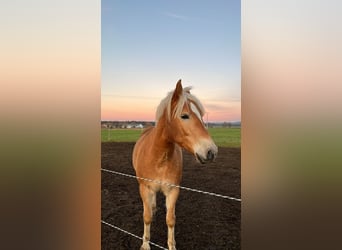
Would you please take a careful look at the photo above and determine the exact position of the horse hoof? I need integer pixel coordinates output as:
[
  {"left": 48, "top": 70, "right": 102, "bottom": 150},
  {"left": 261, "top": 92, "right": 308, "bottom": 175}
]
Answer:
[
  {"left": 140, "top": 242, "right": 150, "bottom": 250},
  {"left": 167, "top": 244, "right": 176, "bottom": 250}
]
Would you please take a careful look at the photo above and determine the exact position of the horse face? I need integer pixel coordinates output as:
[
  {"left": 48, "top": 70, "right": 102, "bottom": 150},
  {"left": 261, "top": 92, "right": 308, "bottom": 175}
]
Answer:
[{"left": 170, "top": 101, "right": 218, "bottom": 164}]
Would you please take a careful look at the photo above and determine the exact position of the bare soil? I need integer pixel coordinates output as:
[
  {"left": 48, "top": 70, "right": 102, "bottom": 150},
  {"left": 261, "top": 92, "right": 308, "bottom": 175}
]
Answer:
[{"left": 102, "top": 142, "right": 240, "bottom": 250}]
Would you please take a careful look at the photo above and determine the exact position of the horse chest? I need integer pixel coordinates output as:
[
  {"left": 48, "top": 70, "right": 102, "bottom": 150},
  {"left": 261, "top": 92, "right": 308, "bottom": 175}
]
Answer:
[{"left": 140, "top": 159, "right": 181, "bottom": 191}]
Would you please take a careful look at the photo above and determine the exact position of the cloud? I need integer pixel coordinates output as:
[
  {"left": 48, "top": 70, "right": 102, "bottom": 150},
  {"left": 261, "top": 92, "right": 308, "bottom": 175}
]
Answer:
[
  {"left": 163, "top": 12, "right": 189, "bottom": 21},
  {"left": 203, "top": 99, "right": 240, "bottom": 112}
]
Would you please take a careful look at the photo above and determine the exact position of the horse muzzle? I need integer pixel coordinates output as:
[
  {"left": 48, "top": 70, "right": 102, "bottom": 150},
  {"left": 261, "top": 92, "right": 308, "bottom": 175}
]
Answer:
[{"left": 195, "top": 147, "right": 218, "bottom": 164}]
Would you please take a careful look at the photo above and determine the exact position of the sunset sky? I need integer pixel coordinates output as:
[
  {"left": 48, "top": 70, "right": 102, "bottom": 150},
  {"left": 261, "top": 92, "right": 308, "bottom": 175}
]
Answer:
[{"left": 101, "top": 0, "right": 240, "bottom": 122}]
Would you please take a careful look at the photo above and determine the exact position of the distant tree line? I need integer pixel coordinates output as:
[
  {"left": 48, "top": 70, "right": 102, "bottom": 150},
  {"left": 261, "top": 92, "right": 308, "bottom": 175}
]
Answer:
[{"left": 102, "top": 121, "right": 241, "bottom": 129}]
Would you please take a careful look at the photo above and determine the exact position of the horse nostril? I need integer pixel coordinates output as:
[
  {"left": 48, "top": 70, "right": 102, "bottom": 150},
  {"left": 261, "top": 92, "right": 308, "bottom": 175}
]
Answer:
[{"left": 207, "top": 150, "right": 214, "bottom": 161}]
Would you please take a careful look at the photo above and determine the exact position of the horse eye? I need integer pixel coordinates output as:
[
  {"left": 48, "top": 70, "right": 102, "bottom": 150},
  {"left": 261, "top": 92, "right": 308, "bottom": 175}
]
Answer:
[{"left": 180, "top": 114, "right": 190, "bottom": 119}]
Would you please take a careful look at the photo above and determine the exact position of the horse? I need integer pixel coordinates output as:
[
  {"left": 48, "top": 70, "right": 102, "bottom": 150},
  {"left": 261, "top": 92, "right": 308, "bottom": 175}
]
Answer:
[{"left": 132, "top": 79, "right": 218, "bottom": 250}]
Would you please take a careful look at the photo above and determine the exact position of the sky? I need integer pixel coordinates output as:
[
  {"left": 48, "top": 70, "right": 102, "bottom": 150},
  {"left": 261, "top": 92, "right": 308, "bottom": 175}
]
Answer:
[{"left": 101, "top": 0, "right": 240, "bottom": 122}]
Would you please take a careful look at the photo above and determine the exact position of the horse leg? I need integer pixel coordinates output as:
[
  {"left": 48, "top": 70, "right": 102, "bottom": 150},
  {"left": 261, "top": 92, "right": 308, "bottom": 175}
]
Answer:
[
  {"left": 139, "top": 184, "right": 156, "bottom": 250},
  {"left": 165, "top": 187, "right": 180, "bottom": 250}
]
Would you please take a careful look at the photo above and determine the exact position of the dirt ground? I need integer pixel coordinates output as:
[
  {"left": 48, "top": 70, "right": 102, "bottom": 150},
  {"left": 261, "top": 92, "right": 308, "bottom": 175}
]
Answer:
[{"left": 101, "top": 142, "right": 240, "bottom": 250}]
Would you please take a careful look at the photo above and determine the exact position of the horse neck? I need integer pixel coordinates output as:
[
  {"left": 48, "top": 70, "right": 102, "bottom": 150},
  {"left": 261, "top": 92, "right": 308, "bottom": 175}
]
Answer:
[{"left": 153, "top": 115, "right": 176, "bottom": 153}]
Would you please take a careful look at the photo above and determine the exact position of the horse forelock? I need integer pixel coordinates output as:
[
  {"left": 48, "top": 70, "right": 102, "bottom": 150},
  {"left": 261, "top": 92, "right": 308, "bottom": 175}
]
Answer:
[{"left": 155, "top": 86, "right": 205, "bottom": 123}]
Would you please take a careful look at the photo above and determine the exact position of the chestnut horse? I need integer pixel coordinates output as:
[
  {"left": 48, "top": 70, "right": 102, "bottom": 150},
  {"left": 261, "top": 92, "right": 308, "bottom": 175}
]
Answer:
[{"left": 132, "top": 80, "right": 218, "bottom": 250}]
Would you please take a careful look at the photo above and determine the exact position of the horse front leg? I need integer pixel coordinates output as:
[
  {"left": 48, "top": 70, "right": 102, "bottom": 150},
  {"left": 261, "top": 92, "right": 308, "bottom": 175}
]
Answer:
[
  {"left": 139, "top": 184, "right": 156, "bottom": 250},
  {"left": 165, "top": 187, "right": 180, "bottom": 250}
]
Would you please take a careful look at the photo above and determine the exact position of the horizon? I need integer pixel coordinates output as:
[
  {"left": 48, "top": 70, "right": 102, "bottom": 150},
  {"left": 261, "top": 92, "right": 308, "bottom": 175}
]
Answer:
[{"left": 101, "top": 119, "right": 241, "bottom": 124}]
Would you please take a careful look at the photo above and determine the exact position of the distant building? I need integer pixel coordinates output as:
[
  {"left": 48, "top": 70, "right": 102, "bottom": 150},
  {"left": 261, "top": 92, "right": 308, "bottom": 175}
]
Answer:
[{"left": 101, "top": 121, "right": 156, "bottom": 129}]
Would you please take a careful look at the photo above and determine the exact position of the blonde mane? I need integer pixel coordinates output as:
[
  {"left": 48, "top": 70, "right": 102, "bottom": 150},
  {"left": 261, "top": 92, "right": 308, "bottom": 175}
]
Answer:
[{"left": 155, "top": 86, "right": 205, "bottom": 123}]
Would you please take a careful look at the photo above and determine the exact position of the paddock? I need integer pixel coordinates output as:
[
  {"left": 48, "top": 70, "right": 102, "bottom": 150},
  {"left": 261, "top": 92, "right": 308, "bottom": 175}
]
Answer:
[{"left": 101, "top": 142, "right": 240, "bottom": 249}]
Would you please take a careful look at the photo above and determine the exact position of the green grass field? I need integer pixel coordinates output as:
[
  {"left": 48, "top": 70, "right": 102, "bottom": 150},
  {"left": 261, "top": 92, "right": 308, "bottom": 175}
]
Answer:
[{"left": 101, "top": 127, "right": 240, "bottom": 148}]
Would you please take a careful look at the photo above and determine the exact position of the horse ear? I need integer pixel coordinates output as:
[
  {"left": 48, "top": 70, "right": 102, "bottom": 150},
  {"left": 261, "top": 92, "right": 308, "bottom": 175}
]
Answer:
[
  {"left": 176, "top": 79, "right": 182, "bottom": 87},
  {"left": 170, "top": 79, "right": 183, "bottom": 115},
  {"left": 172, "top": 79, "right": 183, "bottom": 103}
]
